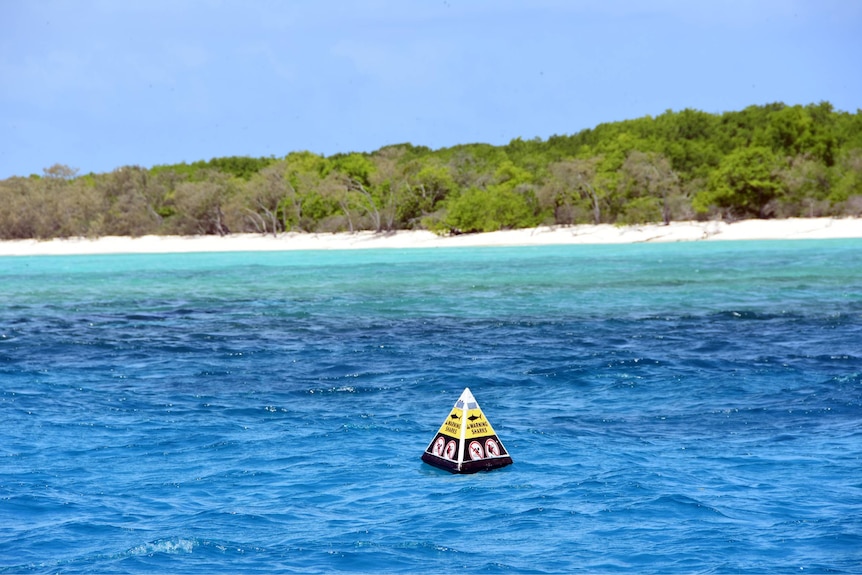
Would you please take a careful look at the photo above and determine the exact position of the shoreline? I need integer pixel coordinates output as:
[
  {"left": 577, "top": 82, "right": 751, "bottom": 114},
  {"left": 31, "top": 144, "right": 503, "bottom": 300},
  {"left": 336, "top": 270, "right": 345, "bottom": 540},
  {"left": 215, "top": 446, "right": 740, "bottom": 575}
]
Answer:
[{"left": 1, "top": 217, "right": 860, "bottom": 256}]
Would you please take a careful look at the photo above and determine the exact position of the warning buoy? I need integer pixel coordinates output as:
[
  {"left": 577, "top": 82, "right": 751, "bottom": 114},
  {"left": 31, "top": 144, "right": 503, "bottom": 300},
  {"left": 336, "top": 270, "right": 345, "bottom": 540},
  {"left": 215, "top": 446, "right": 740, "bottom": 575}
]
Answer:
[{"left": 421, "top": 387, "right": 513, "bottom": 474}]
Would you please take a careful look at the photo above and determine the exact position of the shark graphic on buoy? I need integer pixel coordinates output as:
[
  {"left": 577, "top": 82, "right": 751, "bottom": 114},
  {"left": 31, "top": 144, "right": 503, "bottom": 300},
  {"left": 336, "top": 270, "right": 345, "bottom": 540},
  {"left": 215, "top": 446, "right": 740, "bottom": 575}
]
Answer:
[{"left": 421, "top": 387, "right": 513, "bottom": 474}]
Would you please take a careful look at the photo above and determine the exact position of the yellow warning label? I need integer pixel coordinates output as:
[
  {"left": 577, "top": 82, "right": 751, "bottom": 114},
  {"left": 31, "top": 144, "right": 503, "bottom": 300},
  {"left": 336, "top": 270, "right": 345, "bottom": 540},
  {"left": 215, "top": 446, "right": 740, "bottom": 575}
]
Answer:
[
  {"left": 436, "top": 408, "right": 462, "bottom": 439},
  {"left": 464, "top": 408, "right": 496, "bottom": 439}
]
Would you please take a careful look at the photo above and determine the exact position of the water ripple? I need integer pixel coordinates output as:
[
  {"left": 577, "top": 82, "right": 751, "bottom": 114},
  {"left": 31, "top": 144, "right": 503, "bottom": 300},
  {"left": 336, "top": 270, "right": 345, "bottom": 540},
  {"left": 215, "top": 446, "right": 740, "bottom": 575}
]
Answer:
[{"left": 2, "top": 241, "right": 861, "bottom": 573}]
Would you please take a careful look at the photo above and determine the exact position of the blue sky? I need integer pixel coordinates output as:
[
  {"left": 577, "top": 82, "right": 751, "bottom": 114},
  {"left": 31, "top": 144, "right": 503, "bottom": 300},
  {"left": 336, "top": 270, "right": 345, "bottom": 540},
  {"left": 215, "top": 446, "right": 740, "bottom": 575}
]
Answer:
[{"left": 1, "top": 0, "right": 860, "bottom": 179}]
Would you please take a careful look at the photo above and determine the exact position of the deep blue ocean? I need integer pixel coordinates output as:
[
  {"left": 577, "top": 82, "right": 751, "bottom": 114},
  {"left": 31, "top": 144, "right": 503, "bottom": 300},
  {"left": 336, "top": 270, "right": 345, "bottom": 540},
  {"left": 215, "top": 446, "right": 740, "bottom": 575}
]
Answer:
[{"left": 2, "top": 239, "right": 861, "bottom": 573}]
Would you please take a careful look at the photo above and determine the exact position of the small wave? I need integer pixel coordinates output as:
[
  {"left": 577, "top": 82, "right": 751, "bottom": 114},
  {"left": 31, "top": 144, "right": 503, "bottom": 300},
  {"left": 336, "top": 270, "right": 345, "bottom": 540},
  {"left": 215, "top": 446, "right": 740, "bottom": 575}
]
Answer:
[
  {"left": 714, "top": 309, "right": 778, "bottom": 320},
  {"left": 128, "top": 537, "right": 197, "bottom": 556},
  {"left": 305, "top": 384, "right": 399, "bottom": 395},
  {"left": 640, "top": 493, "right": 732, "bottom": 520},
  {"left": 123, "top": 313, "right": 167, "bottom": 321},
  {"left": 9, "top": 538, "right": 204, "bottom": 574}
]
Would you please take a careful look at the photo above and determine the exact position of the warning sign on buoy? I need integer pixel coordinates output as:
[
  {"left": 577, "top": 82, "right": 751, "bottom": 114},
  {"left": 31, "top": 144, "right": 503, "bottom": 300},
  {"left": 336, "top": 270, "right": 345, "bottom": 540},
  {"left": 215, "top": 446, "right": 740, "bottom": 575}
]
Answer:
[{"left": 421, "top": 387, "right": 513, "bottom": 474}]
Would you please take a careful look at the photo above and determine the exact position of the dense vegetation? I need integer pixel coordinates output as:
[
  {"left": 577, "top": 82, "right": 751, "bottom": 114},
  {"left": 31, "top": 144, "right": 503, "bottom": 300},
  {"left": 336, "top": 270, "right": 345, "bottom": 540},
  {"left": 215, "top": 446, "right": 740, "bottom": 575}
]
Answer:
[{"left": 1, "top": 102, "right": 860, "bottom": 240}]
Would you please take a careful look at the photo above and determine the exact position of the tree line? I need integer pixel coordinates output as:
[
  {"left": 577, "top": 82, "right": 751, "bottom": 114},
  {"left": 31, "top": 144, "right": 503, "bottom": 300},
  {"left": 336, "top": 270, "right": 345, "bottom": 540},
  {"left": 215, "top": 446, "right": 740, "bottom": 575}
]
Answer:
[{"left": 1, "top": 101, "right": 860, "bottom": 240}]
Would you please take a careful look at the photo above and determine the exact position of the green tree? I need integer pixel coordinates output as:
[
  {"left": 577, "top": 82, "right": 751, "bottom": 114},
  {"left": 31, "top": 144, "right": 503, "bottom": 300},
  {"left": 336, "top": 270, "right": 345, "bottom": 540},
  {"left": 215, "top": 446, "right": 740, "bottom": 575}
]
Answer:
[
  {"left": 765, "top": 105, "right": 814, "bottom": 157},
  {"left": 619, "top": 151, "right": 680, "bottom": 224},
  {"left": 539, "top": 158, "right": 603, "bottom": 225},
  {"left": 775, "top": 154, "right": 832, "bottom": 217},
  {"left": 282, "top": 151, "right": 339, "bottom": 231},
  {"left": 224, "top": 162, "right": 294, "bottom": 234},
  {"left": 655, "top": 108, "right": 721, "bottom": 179},
  {"left": 0, "top": 176, "right": 39, "bottom": 238},
  {"left": 170, "top": 172, "right": 234, "bottom": 235},
  {"left": 443, "top": 187, "right": 538, "bottom": 233},
  {"left": 21, "top": 164, "right": 102, "bottom": 238},
  {"left": 693, "top": 146, "right": 782, "bottom": 218},
  {"left": 203, "top": 156, "right": 276, "bottom": 180},
  {"left": 326, "top": 152, "right": 395, "bottom": 232},
  {"left": 587, "top": 133, "right": 653, "bottom": 221},
  {"left": 94, "top": 166, "right": 163, "bottom": 236},
  {"left": 332, "top": 153, "right": 375, "bottom": 186},
  {"left": 829, "top": 149, "right": 862, "bottom": 207},
  {"left": 401, "top": 160, "right": 457, "bottom": 229}
]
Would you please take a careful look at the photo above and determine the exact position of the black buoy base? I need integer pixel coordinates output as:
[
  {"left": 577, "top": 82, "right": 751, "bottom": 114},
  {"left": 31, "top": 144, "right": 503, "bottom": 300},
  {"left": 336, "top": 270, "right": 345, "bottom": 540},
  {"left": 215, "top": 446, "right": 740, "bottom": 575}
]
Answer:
[{"left": 421, "top": 452, "right": 513, "bottom": 474}]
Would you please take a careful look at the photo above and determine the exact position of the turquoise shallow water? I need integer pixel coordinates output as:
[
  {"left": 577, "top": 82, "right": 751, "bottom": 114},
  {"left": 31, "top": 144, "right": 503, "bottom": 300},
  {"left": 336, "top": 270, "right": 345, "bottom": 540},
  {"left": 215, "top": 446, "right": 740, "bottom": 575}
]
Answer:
[{"left": 1, "top": 239, "right": 861, "bottom": 573}]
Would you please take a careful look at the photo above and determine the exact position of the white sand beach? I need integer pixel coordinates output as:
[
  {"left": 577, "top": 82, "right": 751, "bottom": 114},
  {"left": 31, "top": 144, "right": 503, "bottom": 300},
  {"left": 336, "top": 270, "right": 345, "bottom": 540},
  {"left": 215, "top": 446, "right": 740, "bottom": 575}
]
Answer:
[{"left": 1, "top": 217, "right": 860, "bottom": 257}]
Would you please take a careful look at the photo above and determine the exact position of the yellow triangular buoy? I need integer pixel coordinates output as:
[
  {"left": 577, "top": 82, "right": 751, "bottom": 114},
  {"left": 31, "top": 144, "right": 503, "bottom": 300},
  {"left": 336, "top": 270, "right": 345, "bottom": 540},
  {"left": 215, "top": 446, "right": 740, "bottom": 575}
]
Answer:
[{"left": 421, "top": 387, "right": 513, "bottom": 474}]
